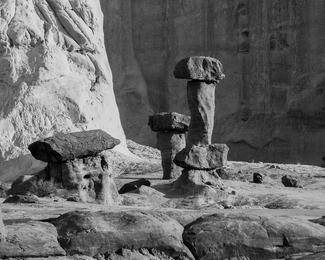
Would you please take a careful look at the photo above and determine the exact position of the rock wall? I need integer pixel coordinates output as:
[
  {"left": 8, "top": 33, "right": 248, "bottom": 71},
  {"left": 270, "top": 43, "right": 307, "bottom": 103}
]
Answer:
[
  {"left": 0, "top": 0, "right": 127, "bottom": 181},
  {"left": 103, "top": 0, "right": 325, "bottom": 165}
]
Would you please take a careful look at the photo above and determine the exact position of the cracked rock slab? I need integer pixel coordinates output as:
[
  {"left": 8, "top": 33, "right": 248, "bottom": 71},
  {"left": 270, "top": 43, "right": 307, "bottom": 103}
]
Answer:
[
  {"left": 51, "top": 210, "right": 194, "bottom": 259},
  {"left": 183, "top": 213, "right": 325, "bottom": 260}
]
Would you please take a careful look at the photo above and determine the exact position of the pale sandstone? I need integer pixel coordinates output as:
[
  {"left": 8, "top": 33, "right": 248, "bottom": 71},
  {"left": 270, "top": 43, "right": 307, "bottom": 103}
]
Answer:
[{"left": 0, "top": 0, "right": 127, "bottom": 182}]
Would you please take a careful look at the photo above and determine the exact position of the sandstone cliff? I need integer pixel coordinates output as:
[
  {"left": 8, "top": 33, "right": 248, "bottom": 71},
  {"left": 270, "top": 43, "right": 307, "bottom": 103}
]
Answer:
[
  {"left": 103, "top": 0, "right": 325, "bottom": 165},
  {"left": 0, "top": 0, "right": 126, "bottom": 181}
]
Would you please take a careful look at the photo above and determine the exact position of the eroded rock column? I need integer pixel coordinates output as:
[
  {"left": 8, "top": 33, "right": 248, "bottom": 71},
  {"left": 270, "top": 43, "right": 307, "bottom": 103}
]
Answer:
[
  {"left": 172, "top": 56, "right": 229, "bottom": 196},
  {"left": 27, "top": 130, "right": 122, "bottom": 205},
  {"left": 148, "top": 112, "right": 190, "bottom": 179}
]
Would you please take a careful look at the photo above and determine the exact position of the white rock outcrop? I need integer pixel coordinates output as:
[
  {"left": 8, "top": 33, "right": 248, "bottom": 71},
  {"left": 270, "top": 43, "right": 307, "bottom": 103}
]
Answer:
[{"left": 0, "top": 0, "right": 126, "bottom": 181}]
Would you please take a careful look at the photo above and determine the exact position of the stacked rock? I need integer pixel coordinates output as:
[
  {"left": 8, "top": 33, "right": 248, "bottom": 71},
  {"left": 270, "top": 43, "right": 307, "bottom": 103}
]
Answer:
[
  {"left": 27, "top": 129, "right": 122, "bottom": 205},
  {"left": 172, "top": 56, "right": 229, "bottom": 194},
  {"left": 148, "top": 112, "right": 190, "bottom": 179}
]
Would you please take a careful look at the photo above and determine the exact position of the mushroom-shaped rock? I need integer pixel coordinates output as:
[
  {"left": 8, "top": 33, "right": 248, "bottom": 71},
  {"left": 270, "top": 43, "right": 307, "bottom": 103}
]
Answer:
[
  {"left": 148, "top": 112, "right": 190, "bottom": 179},
  {"left": 148, "top": 112, "right": 190, "bottom": 132},
  {"left": 28, "top": 130, "right": 120, "bottom": 163},
  {"left": 174, "top": 144, "right": 229, "bottom": 170},
  {"left": 174, "top": 56, "right": 225, "bottom": 82}
]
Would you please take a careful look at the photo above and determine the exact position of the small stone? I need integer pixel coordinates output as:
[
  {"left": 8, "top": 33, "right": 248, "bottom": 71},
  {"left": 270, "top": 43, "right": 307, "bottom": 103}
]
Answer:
[
  {"left": 118, "top": 178, "right": 151, "bottom": 194},
  {"left": 174, "top": 144, "right": 229, "bottom": 170},
  {"left": 148, "top": 112, "right": 190, "bottom": 132},
  {"left": 282, "top": 175, "right": 301, "bottom": 188},
  {"left": 174, "top": 56, "right": 225, "bottom": 82},
  {"left": 253, "top": 172, "right": 263, "bottom": 183}
]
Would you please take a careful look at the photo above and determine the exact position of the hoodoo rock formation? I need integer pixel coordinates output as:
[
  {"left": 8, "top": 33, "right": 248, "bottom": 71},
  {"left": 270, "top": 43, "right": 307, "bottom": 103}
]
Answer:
[
  {"left": 102, "top": 0, "right": 325, "bottom": 165},
  {"left": 173, "top": 56, "right": 229, "bottom": 198},
  {"left": 148, "top": 112, "right": 190, "bottom": 179},
  {"left": 0, "top": 0, "right": 127, "bottom": 182}
]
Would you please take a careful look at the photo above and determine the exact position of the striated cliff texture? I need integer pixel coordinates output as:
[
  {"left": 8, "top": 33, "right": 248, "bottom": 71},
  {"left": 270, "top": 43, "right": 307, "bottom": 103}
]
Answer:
[
  {"left": 103, "top": 0, "right": 325, "bottom": 165},
  {"left": 0, "top": 0, "right": 126, "bottom": 181}
]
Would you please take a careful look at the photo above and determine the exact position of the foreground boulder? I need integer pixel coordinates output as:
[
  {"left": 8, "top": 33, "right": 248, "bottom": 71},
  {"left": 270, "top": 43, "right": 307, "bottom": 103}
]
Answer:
[
  {"left": 52, "top": 210, "right": 194, "bottom": 259},
  {"left": 183, "top": 213, "right": 325, "bottom": 260},
  {"left": 28, "top": 130, "right": 120, "bottom": 163},
  {"left": 0, "top": 221, "right": 65, "bottom": 258}
]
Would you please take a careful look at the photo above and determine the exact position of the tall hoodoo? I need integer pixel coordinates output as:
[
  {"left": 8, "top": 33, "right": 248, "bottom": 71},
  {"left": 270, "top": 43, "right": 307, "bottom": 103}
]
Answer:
[{"left": 173, "top": 56, "right": 229, "bottom": 197}]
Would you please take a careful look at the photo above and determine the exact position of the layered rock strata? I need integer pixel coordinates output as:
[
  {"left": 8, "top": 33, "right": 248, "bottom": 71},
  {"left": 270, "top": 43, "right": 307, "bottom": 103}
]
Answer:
[
  {"left": 173, "top": 57, "right": 229, "bottom": 196},
  {"left": 102, "top": 1, "right": 325, "bottom": 165},
  {"left": 148, "top": 112, "right": 190, "bottom": 179},
  {"left": 25, "top": 130, "right": 121, "bottom": 205},
  {"left": 0, "top": 0, "right": 127, "bottom": 182}
]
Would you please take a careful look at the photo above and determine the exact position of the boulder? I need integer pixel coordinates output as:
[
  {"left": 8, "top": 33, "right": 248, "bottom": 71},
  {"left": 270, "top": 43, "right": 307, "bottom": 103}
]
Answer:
[
  {"left": 0, "top": 221, "right": 65, "bottom": 258},
  {"left": 183, "top": 213, "right": 325, "bottom": 260},
  {"left": 174, "top": 144, "right": 229, "bottom": 170},
  {"left": 3, "top": 195, "right": 39, "bottom": 204},
  {"left": 28, "top": 130, "right": 120, "bottom": 163},
  {"left": 157, "top": 131, "right": 186, "bottom": 179},
  {"left": 282, "top": 175, "right": 302, "bottom": 188},
  {"left": 148, "top": 112, "right": 190, "bottom": 133},
  {"left": 309, "top": 216, "right": 325, "bottom": 227},
  {"left": 253, "top": 172, "right": 263, "bottom": 183},
  {"left": 174, "top": 56, "right": 225, "bottom": 82},
  {"left": 51, "top": 210, "right": 194, "bottom": 259},
  {"left": 118, "top": 178, "right": 151, "bottom": 194}
]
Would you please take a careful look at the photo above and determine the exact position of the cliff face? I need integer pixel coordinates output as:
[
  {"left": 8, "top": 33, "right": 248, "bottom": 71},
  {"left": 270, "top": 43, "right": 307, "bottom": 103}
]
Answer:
[
  {"left": 0, "top": 0, "right": 126, "bottom": 181},
  {"left": 103, "top": 0, "right": 325, "bottom": 165}
]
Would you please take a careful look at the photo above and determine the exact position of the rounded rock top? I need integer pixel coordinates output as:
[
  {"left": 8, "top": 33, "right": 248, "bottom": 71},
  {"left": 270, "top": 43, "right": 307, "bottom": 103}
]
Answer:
[{"left": 174, "top": 56, "right": 225, "bottom": 82}]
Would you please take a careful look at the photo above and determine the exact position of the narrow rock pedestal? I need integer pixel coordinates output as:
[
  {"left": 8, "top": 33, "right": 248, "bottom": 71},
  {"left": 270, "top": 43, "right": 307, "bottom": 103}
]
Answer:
[
  {"left": 148, "top": 112, "right": 190, "bottom": 179},
  {"left": 172, "top": 56, "right": 229, "bottom": 198}
]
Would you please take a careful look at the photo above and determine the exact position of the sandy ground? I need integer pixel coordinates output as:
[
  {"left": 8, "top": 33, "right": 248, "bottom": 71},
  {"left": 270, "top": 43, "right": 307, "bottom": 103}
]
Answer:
[{"left": 2, "top": 161, "right": 324, "bottom": 224}]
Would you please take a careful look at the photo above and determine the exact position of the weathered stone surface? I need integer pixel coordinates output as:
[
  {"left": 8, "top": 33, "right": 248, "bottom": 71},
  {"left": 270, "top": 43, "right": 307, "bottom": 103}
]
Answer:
[
  {"left": 0, "top": 221, "right": 65, "bottom": 258},
  {"left": 3, "top": 195, "right": 39, "bottom": 204},
  {"left": 174, "top": 56, "right": 225, "bottom": 82},
  {"left": 103, "top": 1, "right": 325, "bottom": 165},
  {"left": 28, "top": 130, "right": 120, "bottom": 163},
  {"left": 309, "top": 216, "right": 325, "bottom": 227},
  {"left": 148, "top": 112, "right": 190, "bottom": 133},
  {"left": 172, "top": 169, "right": 227, "bottom": 199},
  {"left": 282, "top": 175, "right": 301, "bottom": 188},
  {"left": 174, "top": 144, "right": 229, "bottom": 170},
  {"left": 157, "top": 132, "right": 186, "bottom": 179},
  {"left": 183, "top": 213, "right": 325, "bottom": 260},
  {"left": 118, "top": 178, "right": 151, "bottom": 194},
  {"left": 253, "top": 172, "right": 263, "bottom": 183},
  {"left": 53, "top": 156, "right": 121, "bottom": 205},
  {"left": 0, "top": 0, "right": 128, "bottom": 182},
  {"left": 0, "top": 208, "right": 5, "bottom": 243},
  {"left": 52, "top": 210, "right": 194, "bottom": 259},
  {"left": 186, "top": 81, "right": 216, "bottom": 146}
]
